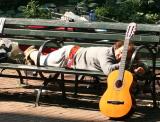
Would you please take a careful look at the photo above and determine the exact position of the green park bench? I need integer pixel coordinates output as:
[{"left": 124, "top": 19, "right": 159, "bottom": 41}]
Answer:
[{"left": 0, "top": 18, "right": 160, "bottom": 107}]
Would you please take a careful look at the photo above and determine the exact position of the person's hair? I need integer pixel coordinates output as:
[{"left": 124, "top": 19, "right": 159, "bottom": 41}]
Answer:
[
  {"left": 113, "top": 40, "right": 135, "bottom": 61},
  {"left": 114, "top": 40, "right": 123, "bottom": 49},
  {"left": 114, "top": 40, "right": 135, "bottom": 54}
]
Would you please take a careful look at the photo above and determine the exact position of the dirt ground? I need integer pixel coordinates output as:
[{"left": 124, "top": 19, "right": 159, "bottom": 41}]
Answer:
[{"left": 0, "top": 69, "right": 160, "bottom": 122}]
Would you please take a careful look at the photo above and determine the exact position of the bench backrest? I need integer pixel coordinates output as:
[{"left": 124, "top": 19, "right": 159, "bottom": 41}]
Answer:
[
  {"left": 0, "top": 18, "right": 159, "bottom": 62},
  {"left": 2, "top": 18, "right": 160, "bottom": 47}
]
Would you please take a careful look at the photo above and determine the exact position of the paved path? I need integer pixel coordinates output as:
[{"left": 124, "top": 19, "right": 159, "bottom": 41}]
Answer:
[
  {"left": 0, "top": 101, "right": 110, "bottom": 122},
  {"left": 0, "top": 70, "right": 160, "bottom": 122}
]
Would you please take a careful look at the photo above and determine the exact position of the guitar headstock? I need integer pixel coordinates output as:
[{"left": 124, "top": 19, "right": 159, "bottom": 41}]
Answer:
[{"left": 125, "top": 22, "right": 137, "bottom": 40}]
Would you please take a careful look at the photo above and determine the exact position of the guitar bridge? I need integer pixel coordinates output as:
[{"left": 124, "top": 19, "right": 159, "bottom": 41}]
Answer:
[{"left": 107, "top": 100, "right": 124, "bottom": 105}]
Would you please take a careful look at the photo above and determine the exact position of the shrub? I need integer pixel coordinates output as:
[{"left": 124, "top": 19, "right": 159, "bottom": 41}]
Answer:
[{"left": 22, "top": 0, "right": 52, "bottom": 19}]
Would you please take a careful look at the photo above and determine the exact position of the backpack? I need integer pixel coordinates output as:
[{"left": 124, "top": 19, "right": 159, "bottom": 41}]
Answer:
[{"left": 0, "top": 38, "right": 12, "bottom": 63}]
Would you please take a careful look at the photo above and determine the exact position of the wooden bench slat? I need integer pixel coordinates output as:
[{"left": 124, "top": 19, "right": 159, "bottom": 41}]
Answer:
[
  {"left": 5, "top": 18, "right": 160, "bottom": 32},
  {"left": 0, "top": 63, "right": 105, "bottom": 76},
  {"left": 140, "top": 60, "right": 160, "bottom": 69},
  {"left": 11, "top": 38, "right": 112, "bottom": 47},
  {"left": 4, "top": 28, "right": 160, "bottom": 43}
]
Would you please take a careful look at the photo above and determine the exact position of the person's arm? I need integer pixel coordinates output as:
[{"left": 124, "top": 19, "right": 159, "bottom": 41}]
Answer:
[
  {"left": 99, "top": 52, "right": 120, "bottom": 76},
  {"left": 129, "top": 53, "right": 149, "bottom": 75},
  {"left": 101, "top": 62, "right": 120, "bottom": 76},
  {"left": 133, "top": 62, "right": 149, "bottom": 75}
]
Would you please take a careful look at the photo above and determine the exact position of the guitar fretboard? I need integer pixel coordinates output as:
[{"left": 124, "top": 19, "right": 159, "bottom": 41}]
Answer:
[
  {"left": 118, "top": 39, "right": 130, "bottom": 81},
  {"left": 116, "top": 22, "right": 136, "bottom": 82}
]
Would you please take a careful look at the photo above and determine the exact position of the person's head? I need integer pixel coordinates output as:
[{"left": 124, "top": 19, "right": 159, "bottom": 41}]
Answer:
[{"left": 114, "top": 40, "right": 135, "bottom": 62}]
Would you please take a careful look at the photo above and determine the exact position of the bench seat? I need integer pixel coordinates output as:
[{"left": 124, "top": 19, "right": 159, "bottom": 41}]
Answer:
[{"left": 0, "top": 63, "right": 105, "bottom": 76}]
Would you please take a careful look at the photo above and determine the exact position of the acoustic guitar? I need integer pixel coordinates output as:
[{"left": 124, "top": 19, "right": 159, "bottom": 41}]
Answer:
[{"left": 99, "top": 22, "right": 137, "bottom": 118}]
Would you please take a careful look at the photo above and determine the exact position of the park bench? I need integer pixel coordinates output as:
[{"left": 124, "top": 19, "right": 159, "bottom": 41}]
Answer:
[{"left": 0, "top": 18, "right": 159, "bottom": 107}]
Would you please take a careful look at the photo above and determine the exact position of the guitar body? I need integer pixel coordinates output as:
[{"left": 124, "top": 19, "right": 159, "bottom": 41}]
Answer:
[{"left": 99, "top": 70, "right": 134, "bottom": 118}]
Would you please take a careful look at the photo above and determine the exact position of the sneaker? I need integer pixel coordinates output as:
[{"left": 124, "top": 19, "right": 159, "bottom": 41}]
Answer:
[{"left": 24, "top": 46, "right": 37, "bottom": 60}]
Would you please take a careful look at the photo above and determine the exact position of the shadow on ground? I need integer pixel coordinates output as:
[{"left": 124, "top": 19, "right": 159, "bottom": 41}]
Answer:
[
  {"left": 0, "top": 112, "right": 96, "bottom": 122},
  {"left": 0, "top": 90, "right": 160, "bottom": 122}
]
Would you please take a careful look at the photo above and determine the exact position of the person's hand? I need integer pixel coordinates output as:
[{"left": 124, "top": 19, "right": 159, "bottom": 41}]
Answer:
[{"left": 134, "top": 67, "right": 145, "bottom": 74}]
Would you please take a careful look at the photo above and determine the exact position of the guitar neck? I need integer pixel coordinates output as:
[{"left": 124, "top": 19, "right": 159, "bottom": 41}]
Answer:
[{"left": 118, "top": 39, "right": 130, "bottom": 81}]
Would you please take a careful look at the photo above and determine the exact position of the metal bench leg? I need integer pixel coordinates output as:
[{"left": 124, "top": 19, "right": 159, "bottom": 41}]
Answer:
[
  {"left": 35, "top": 75, "right": 55, "bottom": 106},
  {"left": 74, "top": 75, "right": 79, "bottom": 96},
  {"left": 151, "top": 75, "right": 157, "bottom": 108},
  {"left": 151, "top": 48, "right": 158, "bottom": 108},
  {"left": 16, "top": 70, "right": 25, "bottom": 86},
  {"left": 35, "top": 73, "right": 63, "bottom": 106},
  {"left": 35, "top": 79, "right": 49, "bottom": 107},
  {"left": 58, "top": 73, "right": 66, "bottom": 99},
  {"left": 74, "top": 75, "right": 85, "bottom": 96},
  {"left": 7, "top": 57, "right": 26, "bottom": 86},
  {"left": 49, "top": 73, "right": 66, "bottom": 99},
  {"left": 35, "top": 88, "right": 42, "bottom": 107},
  {"left": 93, "top": 77, "right": 101, "bottom": 96}
]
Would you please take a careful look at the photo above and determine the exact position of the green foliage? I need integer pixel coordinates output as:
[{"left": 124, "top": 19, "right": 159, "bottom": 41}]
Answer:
[
  {"left": 0, "top": 0, "right": 160, "bottom": 23},
  {"left": 95, "top": 0, "right": 160, "bottom": 23},
  {"left": 76, "top": 0, "right": 98, "bottom": 15},
  {"left": 144, "top": 13, "right": 159, "bottom": 23},
  {"left": 22, "top": 0, "right": 52, "bottom": 19},
  {"left": 95, "top": 7, "right": 109, "bottom": 17}
]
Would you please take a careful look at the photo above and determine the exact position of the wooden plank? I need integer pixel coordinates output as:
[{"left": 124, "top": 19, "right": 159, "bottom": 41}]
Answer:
[
  {"left": 0, "top": 63, "right": 105, "bottom": 76},
  {"left": 11, "top": 38, "right": 58, "bottom": 46},
  {"left": 5, "top": 18, "right": 160, "bottom": 32},
  {"left": 4, "top": 28, "right": 160, "bottom": 42},
  {"left": 140, "top": 59, "right": 160, "bottom": 68},
  {"left": 12, "top": 39, "right": 111, "bottom": 47}
]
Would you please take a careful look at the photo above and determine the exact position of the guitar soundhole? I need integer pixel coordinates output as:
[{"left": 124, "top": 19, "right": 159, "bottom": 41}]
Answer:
[{"left": 115, "top": 80, "right": 122, "bottom": 88}]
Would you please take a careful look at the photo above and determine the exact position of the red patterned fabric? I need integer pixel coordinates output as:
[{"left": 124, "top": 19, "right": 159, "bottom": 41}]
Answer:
[{"left": 66, "top": 45, "right": 80, "bottom": 68}]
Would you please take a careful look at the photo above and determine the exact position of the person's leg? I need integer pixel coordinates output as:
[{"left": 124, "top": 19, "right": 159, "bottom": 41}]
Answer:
[
  {"left": 45, "top": 45, "right": 74, "bottom": 66},
  {"left": 25, "top": 45, "right": 74, "bottom": 66},
  {"left": 24, "top": 46, "right": 47, "bottom": 65},
  {"left": 29, "top": 51, "right": 47, "bottom": 65}
]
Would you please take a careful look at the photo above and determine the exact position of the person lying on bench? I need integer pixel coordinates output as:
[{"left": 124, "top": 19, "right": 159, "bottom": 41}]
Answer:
[{"left": 24, "top": 40, "right": 147, "bottom": 76}]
